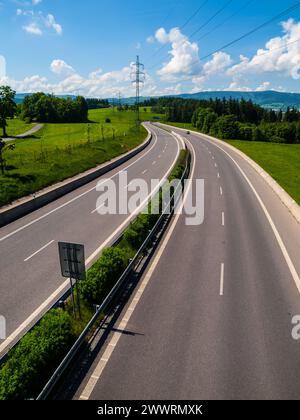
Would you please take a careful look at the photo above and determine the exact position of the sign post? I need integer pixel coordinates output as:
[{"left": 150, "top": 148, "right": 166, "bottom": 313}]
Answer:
[{"left": 58, "top": 242, "right": 85, "bottom": 319}]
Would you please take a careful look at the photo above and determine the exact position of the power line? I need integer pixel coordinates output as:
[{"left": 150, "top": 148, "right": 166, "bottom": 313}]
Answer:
[
  {"left": 150, "top": 1, "right": 300, "bottom": 78},
  {"left": 199, "top": 1, "right": 300, "bottom": 62},
  {"left": 131, "top": 55, "right": 145, "bottom": 124},
  {"left": 181, "top": 0, "right": 210, "bottom": 30},
  {"left": 145, "top": 0, "right": 210, "bottom": 64},
  {"left": 148, "top": 0, "right": 234, "bottom": 70},
  {"left": 189, "top": 0, "right": 233, "bottom": 39},
  {"left": 158, "top": 37, "right": 300, "bottom": 86},
  {"left": 196, "top": 0, "right": 255, "bottom": 42},
  {"left": 152, "top": 4, "right": 300, "bottom": 87}
]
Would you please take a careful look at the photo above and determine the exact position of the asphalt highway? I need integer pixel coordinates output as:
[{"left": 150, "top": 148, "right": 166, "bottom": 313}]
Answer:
[
  {"left": 0, "top": 123, "right": 181, "bottom": 354},
  {"left": 77, "top": 124, "right": 300, "bottom": 400}
]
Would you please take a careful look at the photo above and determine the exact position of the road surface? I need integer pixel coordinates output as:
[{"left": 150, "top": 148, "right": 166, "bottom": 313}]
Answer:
[
  {"left": 0, "top": 123, "right": 181, "bottom": 354},
  {"left": 3, "top": 123, "right": 43, "bottom": 142},
  {"left": 77, "top": 125, "right": 300, "bottom": 400}
]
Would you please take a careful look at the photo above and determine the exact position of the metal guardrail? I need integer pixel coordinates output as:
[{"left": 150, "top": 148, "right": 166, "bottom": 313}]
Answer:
[{"left": 36, "top": 150, "right": 191, "bottom": 400}]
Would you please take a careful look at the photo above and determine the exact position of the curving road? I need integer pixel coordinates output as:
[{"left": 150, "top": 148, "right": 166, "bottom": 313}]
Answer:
[
  {"left": 0, "top": 123, "right": 181, "bottom": 355},
  {"left": 76, "top": 124, "right": 300, "bottom": 400},
  {"left": 3, "top": 123, "right": 44, "bottom": 142}
]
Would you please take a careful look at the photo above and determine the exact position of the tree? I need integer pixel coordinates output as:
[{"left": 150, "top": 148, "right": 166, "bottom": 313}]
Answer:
[
  {"left": 0, "top": 86, "right": 17, "bottom": 137},
  {"left": 21, "top": 93, "right": 88, "bottom": 123},
  {"left": 0, "top": 138, "right": 15, "bottom": 175},
  {"left": 213, "top": 115, "right": 239, "bottom": 139}
]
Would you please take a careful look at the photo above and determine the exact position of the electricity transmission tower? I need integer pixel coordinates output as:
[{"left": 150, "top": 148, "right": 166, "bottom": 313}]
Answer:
[
  {"left": 117, "top": 91, "right": 122, "bottom": 109},
  {"left": 131, "top": 55, "right": 145, "bottom": 125}
]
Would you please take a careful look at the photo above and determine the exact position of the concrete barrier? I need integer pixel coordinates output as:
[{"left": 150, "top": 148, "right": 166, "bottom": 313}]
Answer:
[{"left": 0, "top": 127, "right": 152, "bottom": 227}]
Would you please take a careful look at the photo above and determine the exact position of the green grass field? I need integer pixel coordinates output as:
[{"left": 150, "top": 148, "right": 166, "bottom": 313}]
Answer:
[
  {"left": 4, "top": 118, "right": 36, "bottom": 137},
  {"left": 0, "top": 108, "right": 163, "bottom": 207},
  {"left": 165, "top": 122, "right": 300, "bottom": 205},
  {"left": 227, "top": 141, "right": 300, "bottom": 205}
]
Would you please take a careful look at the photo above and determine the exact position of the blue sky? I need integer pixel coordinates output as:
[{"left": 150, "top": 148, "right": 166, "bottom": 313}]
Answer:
[{"left": 1, "top": 0, "right": 300, "bottom": 96}]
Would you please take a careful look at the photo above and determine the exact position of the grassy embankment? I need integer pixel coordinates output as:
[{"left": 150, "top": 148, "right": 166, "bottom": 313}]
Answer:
[
  {"left": 165, "top": 122, "right": 300, "bottom": 205},
  {"left": 0, "top": 108, "right": 163, "bottom": 207}
]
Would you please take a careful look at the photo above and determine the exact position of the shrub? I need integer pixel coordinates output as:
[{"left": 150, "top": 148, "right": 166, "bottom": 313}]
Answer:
[
  {"left": 79, "top": 247, "right": 129, "bottom": 304},
  {"left": 238, "top": 123, "right": 254, "bottom": 141},
  {"left": 105, "top": 118, "right": 111, "bottom": 123},
  {"left": 0, "top": 309, "right": 75, "bottom": 400},
  {"left": 124, "top": 214, "right": 154, "bottom": 249},
  {"left": 213, "top": 115, "right": 239, "bottom": 139}
]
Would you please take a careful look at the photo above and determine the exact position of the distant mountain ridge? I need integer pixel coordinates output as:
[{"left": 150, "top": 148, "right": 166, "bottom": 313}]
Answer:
[
  {"left": 109, "top": 90, "right": 300, "bottom": 109},
  {"left": 176, "top": 91, "right": 300, "bottom": 109},
  {"left": 15, "top": 90, "right": 300, "bottom": 109}
]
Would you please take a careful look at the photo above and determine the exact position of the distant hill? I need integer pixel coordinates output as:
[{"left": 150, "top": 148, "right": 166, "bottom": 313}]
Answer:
[
  {"left": 107, "top": 91, "right": 300, "bottom": 110},
  {"left": 15, "top": 90, "right": 300, "bottom": 110},
  {"left": 176, "top": 91, "right": 300, "bottom": 110}
]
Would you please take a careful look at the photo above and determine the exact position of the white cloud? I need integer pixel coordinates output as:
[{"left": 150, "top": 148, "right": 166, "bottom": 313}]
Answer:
[
  {"left": 227, "top": 19, "right": 300, "bottom": 80},
  {"left": 155, "top": 28, "right": 170, "bottom": 44},
  {"left": 203, "top": 52, "right": 232, "bottom": 76},
  {"left": 23, "top": 22, "right": 42, "bottom": 35},
  {"left": 0, "top": 60, "right": 140, "bottom": 97},
  {"left": 155, "top": 27, "right": 201, "bottom": 81},
  {"left": 224, "top": 81, "right": 252, "bottom": 92},
  {"left": 50, "top": 59, "right": 75, "bottom": 76},
  {"left": 45, "top": 14, "right": 62, "bottom": 35},
  {"left": 0, "top": 58, "right": 178, "bottom": 98},
  {"left": 255, "top": 81, "right": 271, "bottom": 91},
  {"left": 17, "top": 6, "right": 63, "bottom": 36}
]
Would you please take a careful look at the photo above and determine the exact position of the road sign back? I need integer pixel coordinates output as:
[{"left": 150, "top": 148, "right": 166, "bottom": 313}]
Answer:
[{"left": 58, "top": 242, "right": 85, "bottom": 280}]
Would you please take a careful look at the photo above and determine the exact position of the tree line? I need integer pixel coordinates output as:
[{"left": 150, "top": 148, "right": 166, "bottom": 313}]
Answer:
[
  {"left": 86, "top": 98, "right": 110, "bottom": 109},
  {"left": 21, "top": 92, "right": 89, "bottom": 123},
  {"left": 192, "top": 102, "right": 300, "bottom": 144},
  {"left": 142, "top": 97, "right": 300, "bottom": 144}
]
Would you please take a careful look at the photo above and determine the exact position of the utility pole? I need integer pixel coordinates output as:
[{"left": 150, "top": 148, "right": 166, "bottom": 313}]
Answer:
[
  {"left": 131, "top": 55, "right": 145, "bottom": 126},
  {"left": 118, "top": 91, "right": 122, "bottom": 109}
]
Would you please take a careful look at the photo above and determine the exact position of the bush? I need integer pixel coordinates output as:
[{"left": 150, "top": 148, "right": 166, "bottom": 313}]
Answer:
[
  {"left": 0, "top": 309, "right": 75, "bottom": 400},
  {"left": 124, "top": 214, "right": 155, "bottom": 249},
  {"left": 105, "top": 118, "right": 111, "bottom": 123},
  {"left": 238, "top": 123, "right": 254, "bottom": 141},
  {"left": 79, "top": 247, "right": 129, "bottom": 304},
  {"left": 213, "top": 115, "right": 239, "bottom": 139}
]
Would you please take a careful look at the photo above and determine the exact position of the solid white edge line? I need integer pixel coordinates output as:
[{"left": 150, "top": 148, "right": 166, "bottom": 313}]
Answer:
[
  {"left": 220, "top": 263, "right": 225, "bottom": 296},
  {"left": 24, "top": 240, "right": 55, "bottom": 262},
  {"left": 167, "top": 124, "right": 300, "bottom": 296},
  {"left": 0, "top": 127, "right": 158, "bottom": 243},
  {"left": 79, "top": 135, "right": 196, "bottom": 401},
  {"left": 0, "top": 126, "right": 181, "bottom": 357}
]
